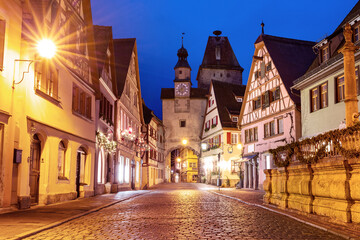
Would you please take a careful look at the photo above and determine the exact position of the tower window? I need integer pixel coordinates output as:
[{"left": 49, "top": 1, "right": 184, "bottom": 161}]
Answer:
[
  {"left": 179, "top": 70, "right": 182, "bottom": 74},
  {"left": 180, "top": 120, "right": 186, "bottom": 127},
  {"left": 215, "top": 46, "right": 221, "bottom": 60}
]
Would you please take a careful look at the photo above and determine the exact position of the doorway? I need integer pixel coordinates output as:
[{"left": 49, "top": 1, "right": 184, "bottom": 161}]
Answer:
[
  {"left": 131, "top": 160, "right": 135, "bottom": 189},
  {"left": 29, "top": 134, "right": 41, "bottom": 205},
  {"left": 76, "top": 148, "right": 86, "bottom": 198}
]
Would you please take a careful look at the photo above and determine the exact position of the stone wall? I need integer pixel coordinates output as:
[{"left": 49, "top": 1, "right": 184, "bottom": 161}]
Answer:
[{"left": 264, "top": 157, "right": 360, "bottom": 223}]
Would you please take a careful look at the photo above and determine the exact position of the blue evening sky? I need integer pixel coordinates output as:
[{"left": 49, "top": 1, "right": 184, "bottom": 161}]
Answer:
[{"left": 90, "top": 0, "right": 358, "bottom": 119}]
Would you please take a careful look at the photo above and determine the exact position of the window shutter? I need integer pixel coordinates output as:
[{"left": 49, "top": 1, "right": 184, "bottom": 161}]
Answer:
[
  {"left": 208, "top": 100, "right": 211, "bottom": 107},
  {"left": 0, "top": 20, "right": 5, "bottom": 70},
  {"left": 227, "top": 132, "right": 231, "bottom": 144},
  {"left": 216, "top": 116, "right": 218, "bottom": 125},
  {"left": 219, "top": 134, "right": 221, "bottom": 145}
]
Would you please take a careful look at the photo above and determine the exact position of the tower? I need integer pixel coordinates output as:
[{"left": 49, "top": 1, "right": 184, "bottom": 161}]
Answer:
[
  {"left": 174, "top": 36, "right": 191, "bottom": 98},
  {"left": 197, "top": 30, "right": 244, "bottom": 90}
]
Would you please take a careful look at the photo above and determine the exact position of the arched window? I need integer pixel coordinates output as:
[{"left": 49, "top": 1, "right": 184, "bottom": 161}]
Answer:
[{"left": 58, "top": 141, "right": 67, "bottom": 179}]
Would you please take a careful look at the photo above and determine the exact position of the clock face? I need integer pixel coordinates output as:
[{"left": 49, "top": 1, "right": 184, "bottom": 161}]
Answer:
[{"left": 175, "top": 83, "right": 190, "bottom": 97}]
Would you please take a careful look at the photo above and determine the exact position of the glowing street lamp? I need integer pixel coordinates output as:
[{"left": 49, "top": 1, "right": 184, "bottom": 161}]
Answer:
[
  {"left": 237, "top": 143, "right": 243, "bottom": 150},
  {"left": 182, "top": 139, "right": 188, "bottom": 145},
  {"left": 13, "top": 38, "right": 57, "bottom": 88},
  {"left": 37, "top": 39, "right": 56, "bottom": 59}
]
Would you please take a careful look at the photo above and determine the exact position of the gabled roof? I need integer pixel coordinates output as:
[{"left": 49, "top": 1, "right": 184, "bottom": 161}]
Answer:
[
  {"left": 142, "top": 100, "right": 163, "bottom": 125},
  {"left": 198, "top": 36, "right": 244, "bottom": 71},
  {"left": 93, "top": 25, "right": 112, "bottom": 75},
  {"left": 255, "top": 34, "right": 316, "bottom": 104},
  {"left": 294, "top": 1, "right": 360, "bottom": 87},
  {"left": 212, "top": 80, "right": 246, "bottom": 128},
  {"left": 113, "top": 38, "right": 136, "bottom": 97},
  {"left": 334, "top": 0, "right": 360, "bottom": 32},
  {"left": 142, "top": 101, "right": 153, "bottom": 124},
  {"left": 160, "top": 88, "right": 208, "bottom": 99}
]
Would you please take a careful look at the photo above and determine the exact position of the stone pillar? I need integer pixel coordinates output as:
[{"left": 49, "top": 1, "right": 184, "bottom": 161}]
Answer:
[
  {"left": 349, "top": 158, "right": 360, "bottom": 223},
  {"left": 263, "top": 169, "right": 272, "bottom": 204},
  {"left": 249, "top": 160, "right": 253, "bottom": 188},
  {"left": 244, "top": 162, "right": 248, "bottom": 188},
  {"left": 339, "top": 23, "right": 359, "bottom": 127},
  {"left": 287, "top": 164, "right": 313, "bottom": 213}
]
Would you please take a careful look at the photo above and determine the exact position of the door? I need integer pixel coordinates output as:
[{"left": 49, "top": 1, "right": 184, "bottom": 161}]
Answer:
[
  {"left": 76, "top": 151, "right": 81, "bottom": 198},
  {"left": 131, "top": 160, "right": 135, "bottom": 189},
  {"left": 29, "top": 134, "right": 41, "bottom": 204}
]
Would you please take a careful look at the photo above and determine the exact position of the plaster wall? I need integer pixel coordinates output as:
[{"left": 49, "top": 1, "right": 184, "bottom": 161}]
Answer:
[
  {"left": 198, "top": 68, "right": 242, "bottom": 89},
  {"left": 300, "top": 65, "right": 360, "bottom": 138}
]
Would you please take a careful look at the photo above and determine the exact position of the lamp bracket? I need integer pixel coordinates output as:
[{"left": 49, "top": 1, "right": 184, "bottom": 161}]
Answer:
[{"left": 12, "top": 59, "right": 40, "bottom": 89}]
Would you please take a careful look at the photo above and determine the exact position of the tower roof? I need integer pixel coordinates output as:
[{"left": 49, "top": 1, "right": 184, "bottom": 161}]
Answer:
[
  {"left": 174, "top": 39, "right": 191, "bottom": 69},
  {"left": 199, "top": 35, "right": 243, "bottom": 71}
]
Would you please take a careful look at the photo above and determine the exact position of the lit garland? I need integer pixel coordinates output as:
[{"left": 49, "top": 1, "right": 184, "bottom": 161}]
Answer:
[
  {"left": 270, "top": 122, "right": 360, "bottom": 167},
  {"left": 96, "top": 131, "right": 117, "bottom": 153},
  {"left": 121, "top": 127, "right": 136, "bottom": 141}
]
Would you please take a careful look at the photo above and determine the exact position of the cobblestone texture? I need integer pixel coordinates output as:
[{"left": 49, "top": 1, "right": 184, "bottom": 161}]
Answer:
[{"left": 25, "top": 184, "right": 343, "bottom": 240}]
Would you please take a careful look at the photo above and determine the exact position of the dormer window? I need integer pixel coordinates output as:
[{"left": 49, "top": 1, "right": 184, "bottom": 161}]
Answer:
[
  {"left": 235, "top": 97, "right": 243, "bottom": 102},
  {"left": 321, "top": 46, "right": 329, "bottom": 62},
  {"left": 231, "top": 116, "right": 238, "bottom": 122},
  {"left": 354, "top": 25, "right": 360, "bottom": 42}
]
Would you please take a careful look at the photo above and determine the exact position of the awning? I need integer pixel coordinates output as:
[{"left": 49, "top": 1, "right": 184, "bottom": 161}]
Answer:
[{"left": 241, "top": 153, "right": 258, "bottom": 162}]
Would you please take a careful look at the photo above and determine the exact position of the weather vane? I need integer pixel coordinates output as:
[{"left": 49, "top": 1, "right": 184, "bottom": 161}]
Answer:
[{"left": 181, "top": 32, "right": 185, "bottom": 47}]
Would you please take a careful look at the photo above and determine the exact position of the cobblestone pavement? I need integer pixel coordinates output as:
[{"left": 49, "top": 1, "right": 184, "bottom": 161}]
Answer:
[{"left": 25, "top": 183, "right": 343, "bottom": 240}]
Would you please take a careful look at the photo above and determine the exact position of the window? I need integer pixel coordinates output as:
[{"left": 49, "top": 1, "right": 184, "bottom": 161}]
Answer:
[
  {"left": 235, "top": 97, "right": 243, "bottom": 102},
  {"left": 245, "top": 127, "right": 258, "bottom": 143},
  {"left": 118, "top": 156, "right": 124, "bottom": 183},
  {"left": 180, "top": 120, "right": 186, "bottom": 127},
  {"left": 264, "top": 123, "right": 270, "bottom": 138},
  {"left": 232, "top": 116, "right": 238, "bottom": 122},
  {"left": 211, "top": 116, "right": 218, "bottom": 127},
  {"left": 35, "top": 59, "right": 59, "bottom": 99},
  {"left": 58, "top": 141, "right": 67, "bottom": 179},
  {"left": 336, "top": 75, "right": 345, "bottom": 102},
  {"left": 0, "top": 19, "right": 5, "bottom": 71},
  {"left": 136, "top": 161, "right": 140, "bottom": 183},
  {"left": 179, "top": 70, "right": 182, "bottom": 74},
  {"left": 262, "top": 91, "right": 271, "bottom": 108},
  {"left": 73, "top": 84, "right": 92, "bottom": 120},
  {"left": 253, "top": 97, "right": 261, "bottom": 110},
  {"left": 133, "top": 92, "right": 137, "bottom": 106},
  {"left": 270, "top": 121, "right": 275, "bottom": 136},
  {"left": 322, "top": 46, "right": 329, "bottom": 62},
  {"left": 273, "top": 87, "right": 280, "bottom": 100},
  {"left": 264, "top": 121, "right": 275, "bottom": 138},
  {"left": 277, "top": 118, "right": 284, "bottom": 134},
  {"left": 266, "top": 61, "right": 272, "bottom": 71},
  {"left": 354, "top": 25, "right": 360, "bottom": 42},
  {"left": 125, "top": 158, "right": 130, "bottom": 183},
  {"left": 265, "top": 155, "right": 271, "bottom": 169},
  {"left": 215, "top": 46, "right": 221, "bottom": 60},
  {"left": 320, "top": 83, "right": 328, "bottom": 108},
  {"left": 311, "top": 87, "right": 319, "bottom": 112},
  {"left": 231, "top": 133, "right": 238, "bottom": 144}
]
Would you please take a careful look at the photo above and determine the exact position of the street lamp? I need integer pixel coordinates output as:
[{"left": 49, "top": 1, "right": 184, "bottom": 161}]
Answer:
[
  {"left": 13, "top": 38, "right": 57, "bottom": 88},
  {"left": 182, "top": 139, "right": 188, "bottom": 145}
]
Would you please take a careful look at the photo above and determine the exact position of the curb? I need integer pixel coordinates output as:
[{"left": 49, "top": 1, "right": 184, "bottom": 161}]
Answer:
[
  {"left": 210, "top": 191, "right": 354, "bottom": 240},
  {"left": 10, "top": 192, "right": 148, "bottom": 240}
]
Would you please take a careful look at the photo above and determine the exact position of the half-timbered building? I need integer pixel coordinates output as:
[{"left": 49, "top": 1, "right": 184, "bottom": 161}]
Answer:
[
  {"left": 239, "top": 31, "right": 316, "bottom": 190},
  {"left": 113, "top": 38, "right": 144, "bottom": 190},
  {"left": 200, "top": 80, "right": 245, "bottom": 187},
  {"left": 93, "top": 25, "right": 118, "bottom": 195},
  {"left": 141, "top": 102, "right": 167, "bottom": 188}
]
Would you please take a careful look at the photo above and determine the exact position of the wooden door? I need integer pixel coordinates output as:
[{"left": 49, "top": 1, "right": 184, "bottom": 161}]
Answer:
[{"left": 29, "top": 134, "right": 41, "bottom": 204}]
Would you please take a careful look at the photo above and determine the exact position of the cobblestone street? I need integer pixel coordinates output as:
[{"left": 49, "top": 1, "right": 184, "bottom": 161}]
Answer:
[{"left": 24, "top": 183, "right": 343, "bottom": 240}]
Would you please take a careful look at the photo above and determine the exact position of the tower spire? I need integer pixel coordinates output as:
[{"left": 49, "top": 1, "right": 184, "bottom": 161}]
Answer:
[
  {"left": 181, "top": 32, "right": 185, "bottom": 47},
  {"left": 261, "top": 21, "right": 265, "bottom": 35}
]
